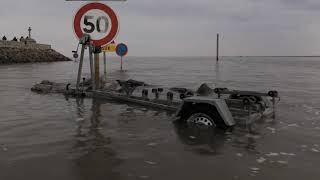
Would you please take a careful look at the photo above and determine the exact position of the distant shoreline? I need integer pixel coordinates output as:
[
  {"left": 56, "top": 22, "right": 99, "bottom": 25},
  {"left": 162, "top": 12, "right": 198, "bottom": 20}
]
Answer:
[
  {"left": 123, "top": 56, "right": 320, "bottom": 58},
  {"left": 237, "top": 56, "right": 320, "bottom": 57}
]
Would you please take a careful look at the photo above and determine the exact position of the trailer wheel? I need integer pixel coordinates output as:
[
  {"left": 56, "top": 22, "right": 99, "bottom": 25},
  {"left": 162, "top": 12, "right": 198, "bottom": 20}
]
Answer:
[
  {"left": 187, "top": 113, "right": 216, "bottom": 127},
  {"left": 183, "top": 104, "right": 228, "bottom": 129}
]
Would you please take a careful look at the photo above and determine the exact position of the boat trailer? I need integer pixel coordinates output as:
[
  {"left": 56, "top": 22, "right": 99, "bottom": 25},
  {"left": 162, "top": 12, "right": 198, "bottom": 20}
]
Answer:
[{"left": 92, "top": 80, "right": 280, "bottom": 129}]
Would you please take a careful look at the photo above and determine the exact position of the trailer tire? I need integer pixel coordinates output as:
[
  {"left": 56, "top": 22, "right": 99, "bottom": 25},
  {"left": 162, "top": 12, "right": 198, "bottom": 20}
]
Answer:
[
  {"left": 187, "top": 113, "right": 216, "bottom": 127},
  {"left": 183, "top": 104, "right": 228, "bottom": 129}
]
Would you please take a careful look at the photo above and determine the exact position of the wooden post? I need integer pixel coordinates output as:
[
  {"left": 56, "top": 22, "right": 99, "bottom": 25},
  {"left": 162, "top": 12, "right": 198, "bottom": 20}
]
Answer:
[
  {"left": 94, "top": 52, "right": 100, "bottom": 89},
  {"left": 216, "top": 33, "right": 219, "bottom": 61}
]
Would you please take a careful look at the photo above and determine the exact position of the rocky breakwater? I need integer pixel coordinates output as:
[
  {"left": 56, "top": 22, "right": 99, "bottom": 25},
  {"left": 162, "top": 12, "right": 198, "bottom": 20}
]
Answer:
[{"left": 0, "top": 47, "right": 71, "bottom": 64}]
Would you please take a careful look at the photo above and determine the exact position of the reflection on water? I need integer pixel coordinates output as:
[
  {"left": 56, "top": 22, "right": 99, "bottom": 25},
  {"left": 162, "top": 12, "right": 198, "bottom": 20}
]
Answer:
[
  {"left": 174, "top": 121, "right": 262, "bottom": 156},
  {"left": 173, "top": 122, "right": 226, "bottom": 156},
  {"left": 71, "top": 98, "right": 122, "bottom": 180}
]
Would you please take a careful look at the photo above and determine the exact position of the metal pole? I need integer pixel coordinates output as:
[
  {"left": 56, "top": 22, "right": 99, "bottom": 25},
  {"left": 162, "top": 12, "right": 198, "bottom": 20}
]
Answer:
[
  {"left": 120, "top": 56, "right": 123, "bottom": 71},
  {"left": 103, "top": 51, "right": 107, "bottom": 78},
  {"left": 76, "top": 44, "right": 86, "bottom": 91},
  {"left": 272, "top": 97, "right": 276, "bottom": 119},
  {"left": 215, "top": 61, "right": 220, "bottom": 87},
  {"left": 94, "top": 52, "right": 100, "bottom": 89},
  {"left": 216, "top": 33, "right": 219, "bottom": 61},
  {"left": 89, "top": 45, "right": 95, "bottom": 90}
]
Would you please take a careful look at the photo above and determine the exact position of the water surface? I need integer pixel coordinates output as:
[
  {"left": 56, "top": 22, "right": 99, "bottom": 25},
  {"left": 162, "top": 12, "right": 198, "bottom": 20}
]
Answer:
[{"left": 0, "top": 56, "right": 320, "bottom": 180}]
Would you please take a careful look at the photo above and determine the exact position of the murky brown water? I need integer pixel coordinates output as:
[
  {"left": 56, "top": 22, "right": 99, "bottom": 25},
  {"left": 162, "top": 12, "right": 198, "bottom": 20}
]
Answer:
[{"left": 1, "top": 57, "right": 320, "bottom": 180}]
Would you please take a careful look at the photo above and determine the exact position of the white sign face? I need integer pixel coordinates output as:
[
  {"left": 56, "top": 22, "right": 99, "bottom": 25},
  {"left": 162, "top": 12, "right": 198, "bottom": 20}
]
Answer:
[{"left": 80, "top": 9, "right": 112, "bottom": 41}]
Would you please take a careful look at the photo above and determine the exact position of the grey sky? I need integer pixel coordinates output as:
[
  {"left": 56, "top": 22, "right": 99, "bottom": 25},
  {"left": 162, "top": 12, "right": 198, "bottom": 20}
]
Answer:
[{"left": 0, "top": 0, "right": 319, "bottom": 57}]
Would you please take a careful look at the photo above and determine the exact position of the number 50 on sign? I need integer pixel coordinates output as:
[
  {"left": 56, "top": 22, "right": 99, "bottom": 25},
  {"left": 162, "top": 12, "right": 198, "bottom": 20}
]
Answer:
[{"left": 73, "top": 3, "right": 119, "bottom": 47}]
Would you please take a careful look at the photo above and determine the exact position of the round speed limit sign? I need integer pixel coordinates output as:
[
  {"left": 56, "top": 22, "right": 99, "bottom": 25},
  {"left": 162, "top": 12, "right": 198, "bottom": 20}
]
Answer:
[{"left": 73, "top": 3, "right": 119, "bottom": 47}]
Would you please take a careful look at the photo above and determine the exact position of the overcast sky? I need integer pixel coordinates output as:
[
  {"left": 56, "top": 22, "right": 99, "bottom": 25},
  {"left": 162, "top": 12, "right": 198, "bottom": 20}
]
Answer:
[{"left": 0, "top": 0, "right": 319, "bottom": 57}]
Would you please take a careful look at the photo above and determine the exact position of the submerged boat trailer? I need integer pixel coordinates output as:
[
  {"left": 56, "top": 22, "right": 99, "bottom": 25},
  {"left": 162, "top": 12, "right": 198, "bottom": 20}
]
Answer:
[
  {"left": 91, "top": 81, "right": 280, "bottom": 129},
  {"left": 31, "top": 79, "right": 279, "bottom": 130}
]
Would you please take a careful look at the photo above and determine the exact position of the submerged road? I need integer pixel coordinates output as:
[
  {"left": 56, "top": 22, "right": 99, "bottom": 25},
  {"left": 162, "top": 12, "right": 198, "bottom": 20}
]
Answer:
[{"left": 0, "top": 57, "right": 320, "bottom": 180}]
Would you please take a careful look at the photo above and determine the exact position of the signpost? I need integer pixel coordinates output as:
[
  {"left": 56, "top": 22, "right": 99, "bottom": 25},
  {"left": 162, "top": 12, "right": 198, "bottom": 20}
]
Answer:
[
  {"left": 116, "top": 43, "right": 128, "bottom": 71},
  {"left": 102, "top": 41, "right": 116, "bottom": 52},
  {"left": 101, "top": 41, "right": 116, "bottom": 78},
  {"left": 73, "top": 2, "right": 119, "bottom": 47},
  {"left": 73, "top": 2, "right": 119, "bottom": 90}
]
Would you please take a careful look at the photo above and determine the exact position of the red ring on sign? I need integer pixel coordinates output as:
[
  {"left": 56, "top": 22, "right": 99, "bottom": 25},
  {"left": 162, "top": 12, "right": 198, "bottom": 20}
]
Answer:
[{"left": 73, "top": 3, "right": 119, "bottom": 47}]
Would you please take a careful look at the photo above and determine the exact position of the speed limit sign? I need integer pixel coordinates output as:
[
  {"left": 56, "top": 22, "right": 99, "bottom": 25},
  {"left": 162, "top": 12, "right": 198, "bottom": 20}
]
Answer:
[{"left": 73, "top": 3, "right": 119, "bottom": 47}]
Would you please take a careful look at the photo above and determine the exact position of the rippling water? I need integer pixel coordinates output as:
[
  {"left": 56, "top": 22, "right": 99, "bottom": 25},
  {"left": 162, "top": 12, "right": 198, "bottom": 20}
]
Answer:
[{"left": 0, "top": 56, "right": 320, "bottom": 180}]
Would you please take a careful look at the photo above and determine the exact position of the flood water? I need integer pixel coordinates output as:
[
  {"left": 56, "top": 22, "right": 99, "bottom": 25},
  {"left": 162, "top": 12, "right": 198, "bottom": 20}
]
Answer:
[{"left": 0, "top": 56, "right": 320, "bottom": 180}]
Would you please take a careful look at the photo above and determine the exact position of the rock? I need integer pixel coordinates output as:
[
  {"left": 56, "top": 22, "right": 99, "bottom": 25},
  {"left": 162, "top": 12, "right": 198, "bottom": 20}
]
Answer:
[
  {"left": 0, "top": 47, "right": 71, "bottom": 64},
  {"left": 41, "top": 80, "right": 54, "bottom": 85},
  {"left": 31, "top": 80, "right": 67, "bottom": 94},
  {"left": 31, "top": 83, "right": 52, "bottom": 93}
]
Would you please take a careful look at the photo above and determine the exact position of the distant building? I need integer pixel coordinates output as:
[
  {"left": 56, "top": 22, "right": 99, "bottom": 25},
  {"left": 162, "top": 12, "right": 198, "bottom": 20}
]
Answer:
[
  {"left": 0, "top": 27, "right": 51, "bottom": 50},
  {"left": 25, "top": 27, "right": 37, "bottom": 44}
]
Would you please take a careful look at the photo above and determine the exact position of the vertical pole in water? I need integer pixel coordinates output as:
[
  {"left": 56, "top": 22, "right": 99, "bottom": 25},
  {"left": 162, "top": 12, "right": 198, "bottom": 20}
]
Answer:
[
  {"left": 89, "top": 45, "right": 95, "bottom": 90},
  {"left": 272, "top": 97, "right": 276, "bottom": 119},
  {"left": 120, "top": 56, "right": 123, "bottom": 71},
  {"left": 103, "top": 51, "right": 107, "bottom": 79},
  {"left": 76, "top": 44, "right": 86, "bottom": 91},
  {"left": 94, "top": 47, "right": 100, "bottom": 90},
  {"left": 216, "top": 33, "right": 219, "bottom": 62}
]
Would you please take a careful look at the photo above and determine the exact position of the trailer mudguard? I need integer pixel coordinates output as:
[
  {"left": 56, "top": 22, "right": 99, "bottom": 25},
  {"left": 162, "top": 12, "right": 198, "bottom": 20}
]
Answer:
[{"left": 178, "top": 97, "right": 236, "bottom": 126}]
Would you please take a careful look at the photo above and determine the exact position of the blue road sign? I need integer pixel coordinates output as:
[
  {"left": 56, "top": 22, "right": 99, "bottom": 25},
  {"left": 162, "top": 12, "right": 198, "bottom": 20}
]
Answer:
[{"left": 116, "top": 43, "right": 128, "bottom": 57}]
